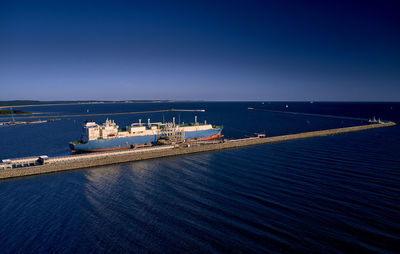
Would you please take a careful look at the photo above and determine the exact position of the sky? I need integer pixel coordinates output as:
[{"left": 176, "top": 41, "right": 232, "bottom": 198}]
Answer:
[{"left": 1, "top": 0, "right": 399, "bottom": 101}]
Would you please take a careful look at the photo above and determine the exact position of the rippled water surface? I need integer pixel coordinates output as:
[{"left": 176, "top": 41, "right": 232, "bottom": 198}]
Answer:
[{"left": 0, "top": 102, "right": 399, "bottom": 253}]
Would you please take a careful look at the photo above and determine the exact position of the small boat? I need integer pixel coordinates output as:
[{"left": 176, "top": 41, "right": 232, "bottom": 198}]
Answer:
[
  {"left": 368, "top": 116, "right": 377, "bottom": 123},
  {"left": 368, "top": 116, "right": 384, "bottom": 124}
]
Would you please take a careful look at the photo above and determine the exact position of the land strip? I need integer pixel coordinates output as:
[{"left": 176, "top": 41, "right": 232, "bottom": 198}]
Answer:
[{"left": 0, "top": 110, "right": 31, "bottom": 115}]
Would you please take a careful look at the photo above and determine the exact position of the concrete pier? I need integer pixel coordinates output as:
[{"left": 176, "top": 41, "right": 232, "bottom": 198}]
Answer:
[{"left": 0, "top": 121, "right": 395, "bottom": 180}]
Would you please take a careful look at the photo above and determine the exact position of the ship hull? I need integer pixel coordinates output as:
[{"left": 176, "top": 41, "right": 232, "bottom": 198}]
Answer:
[{"left": 70, "top": 128, "right": 222, "bottom": 152}]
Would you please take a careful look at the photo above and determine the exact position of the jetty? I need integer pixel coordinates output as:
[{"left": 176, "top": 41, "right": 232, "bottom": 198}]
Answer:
[
  {"left": 0, "top": 108, "right": 206, "bottom": 121},
  {"left": 0, "top": 121, "right": 396, "bottom": 180},
  {"left": 0, "top": 119, "right": 60, "bottom": 126}
]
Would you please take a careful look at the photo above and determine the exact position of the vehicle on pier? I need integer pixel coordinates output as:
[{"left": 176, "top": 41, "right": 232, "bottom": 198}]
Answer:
[{"left": 69, "top": 116, "right": 223, "bottom": 152}]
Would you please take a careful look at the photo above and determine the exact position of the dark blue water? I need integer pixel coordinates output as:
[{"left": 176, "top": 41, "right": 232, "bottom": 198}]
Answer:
[{"left": 0, "top": 102, "right": 399, "bottom": 253}]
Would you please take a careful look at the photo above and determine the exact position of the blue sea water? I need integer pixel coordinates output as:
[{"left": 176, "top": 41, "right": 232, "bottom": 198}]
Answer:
[{"left": 0, "top": 102, "right": 399, "bottom": 253}]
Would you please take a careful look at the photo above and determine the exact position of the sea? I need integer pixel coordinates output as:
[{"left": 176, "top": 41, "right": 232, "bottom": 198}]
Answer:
[{"left": 0, "top": 102, "right": 399, "bottom": 253}]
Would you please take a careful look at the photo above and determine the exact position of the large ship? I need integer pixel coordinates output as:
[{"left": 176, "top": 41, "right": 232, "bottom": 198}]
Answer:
[{"left": 69, "top": 117, "right": 223, "bottom": 152}]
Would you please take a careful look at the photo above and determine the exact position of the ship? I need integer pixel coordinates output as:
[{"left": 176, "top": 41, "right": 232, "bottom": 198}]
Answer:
[{"left": 69, "top": 116, "right": 223, "bottom": 152}]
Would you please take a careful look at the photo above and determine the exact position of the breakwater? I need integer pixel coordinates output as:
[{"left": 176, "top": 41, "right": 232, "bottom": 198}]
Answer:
[
  {"left": 0, "top": 108, "right": 205, "bottom": 120},
  {"left": 0, "top": 121, "right": 395, "bottom": 180},
  {"left": 248, "top": 107, "right": 368, "bottom": 121}
]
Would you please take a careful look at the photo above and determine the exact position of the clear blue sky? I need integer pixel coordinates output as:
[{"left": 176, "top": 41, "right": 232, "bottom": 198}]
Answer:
[{"left": 1, "top": 0, "right": 399, "bottom": 101}]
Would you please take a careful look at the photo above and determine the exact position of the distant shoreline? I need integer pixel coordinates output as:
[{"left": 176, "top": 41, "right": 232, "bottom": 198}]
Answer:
[
  {"left": 0, "top": 100, "right": 176, "bottom": 109},
  {"left": 1, "top": 100, "right": 399, "bottom": 109}
]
